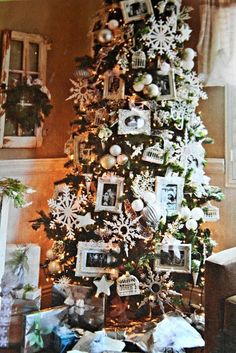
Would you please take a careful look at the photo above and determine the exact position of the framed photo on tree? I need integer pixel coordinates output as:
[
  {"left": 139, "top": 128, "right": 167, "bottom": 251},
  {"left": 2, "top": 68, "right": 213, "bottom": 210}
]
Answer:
[
  {"left": 95, "top": 175, "right": 124, "bottom": 213},
  {"left": 74, "top": 136, "right": 96, "bottom": 164},
  {"left": 156, "top": 69, "right": 176, "bottom": 101},
  {"left": 120, "top": 0, "right": 154, "bottom": 23},
  {"left": 75, "top": 241, "right": 118, "bottom": 277},
  {"left": 103, "top": 71, "right": 125, "bottom": 100},
  {"left": 118, "top": 109, "right": 151, "bottom": 135},
  {"left": 154, "top": 243, "right": 192, "bottom": 273},
  {"left": 155, "top": 175, "right": 184, "bottom": 216}
]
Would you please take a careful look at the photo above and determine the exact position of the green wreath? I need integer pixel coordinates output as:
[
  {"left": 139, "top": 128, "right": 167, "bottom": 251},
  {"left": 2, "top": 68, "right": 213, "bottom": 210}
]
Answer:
[{"left": 2, "top": 82, "right": 53, "bottom": 131}]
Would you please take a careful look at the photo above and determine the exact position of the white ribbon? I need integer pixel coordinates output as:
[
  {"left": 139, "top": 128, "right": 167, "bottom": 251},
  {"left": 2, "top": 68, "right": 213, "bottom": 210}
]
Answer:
[{"left": 161, "top": 235, "right": 182, "bottom": 259}]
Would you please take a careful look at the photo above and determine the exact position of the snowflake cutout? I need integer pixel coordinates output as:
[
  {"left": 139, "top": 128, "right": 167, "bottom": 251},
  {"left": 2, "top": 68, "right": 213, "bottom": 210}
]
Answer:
[
  {"left": 104, "top": 211, "right": 145, "bottom": 257},
  {"left": 142, "top": 15, "right": 177, "bottom": 59},
  {"left": 48, "top": 185, "right": 88, "bottom": 239},
  {"left": 66, "top": 78, "right": 93, "bottom": 111},
  {"left": 0, "top": 335, "right": 8, "bottom": 347},
  {"left": 132, "top": 170, "right": 155, "bottom": 199},
  {"left": 139, "top": 267, "right": 180, "bottom": 314},
  {"left": 170, "top": 129, "right": 205, "bottom": 172},
  {"left": 168, "top": 100, "right": 195, "bottom": 129},
  {"left": 126, "top": 141, "right": 144, "bottom": 158},
  {"left": 176, "top": 23, "right": 192, "bottom": 43},
  {"left": 177, "top": 72, "right": 207, "bottom": 107}
]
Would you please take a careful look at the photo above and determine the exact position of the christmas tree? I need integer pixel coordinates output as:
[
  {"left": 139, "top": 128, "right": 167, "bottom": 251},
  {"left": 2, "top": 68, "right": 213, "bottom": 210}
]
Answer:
[{"left": 33, "top": 0, "right": 223, "bottom": 323}]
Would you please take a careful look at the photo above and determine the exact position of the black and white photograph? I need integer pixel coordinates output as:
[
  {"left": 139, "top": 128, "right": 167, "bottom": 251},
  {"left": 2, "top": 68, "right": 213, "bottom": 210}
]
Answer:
[
  {"left": 75, "top": 241, "right": 119, "bottom": 277},
  {"left": 118, "top": 109, "right": 151, "bottom": 135},
  {"left": 155, "top": 176, "right": 184, "bottom": 216},
  {"left": 102, "top": 183, "right": 117, "bottom": 207},
  {"left": 86, "top": 251, "right": 108, "bottom": 268},
  {"left": 121, "top": 0, "right": 154, "bottom": 23},
  {"left": 156, "top": 69, "right": 176, "bottom": 101},
  {"left": 155, "top": 244, "right": 192, "bottom": 273},
  {"left": 103, "top": 71, "right": 125, "bottom": 100},
  {"left": 125, "top": 115, "right": 145, "bottom": 129},
  {"left": 95, "top": 176, "right": 124, "bottom": 213}
]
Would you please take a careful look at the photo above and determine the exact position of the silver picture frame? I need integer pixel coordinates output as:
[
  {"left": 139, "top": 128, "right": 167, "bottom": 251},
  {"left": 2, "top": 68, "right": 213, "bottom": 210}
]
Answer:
[
  {"left": 154, "top": 243, "right": 192, "bottom": 273},
  {"left": 121, "top": 0, "right": 154, "bottom": 24},
  {"left": 118, "top": 109, "right": 151, "bottom": 135},
  {"left": 75, "top": 241, "right": 118, "bottom": 277},
  {"left": 103, "top": 71, "right": 125, "bottom": 100},
  {"left": 95, "top": 175, "right": 124, "bottom": 213}
]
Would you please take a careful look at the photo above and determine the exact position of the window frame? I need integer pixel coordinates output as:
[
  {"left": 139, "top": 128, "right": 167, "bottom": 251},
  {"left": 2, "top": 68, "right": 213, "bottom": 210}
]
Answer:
[{"left": 0, "top": 30, "right": 49, "bottom": 148}]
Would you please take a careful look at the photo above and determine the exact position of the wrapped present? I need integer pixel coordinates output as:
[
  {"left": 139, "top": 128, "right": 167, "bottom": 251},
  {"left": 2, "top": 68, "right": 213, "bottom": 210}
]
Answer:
[
  {"left": 5, "top": 244, "right": 41, "bottom": 288},
  {"left": 52, "top": 284, "right": 105, "bottom": 331},
  {"left": 22, "top": 305, "right": 68, "bottom": 353},
  {"left": 14, "top": 285, "right": 41, "bottom": 301},
  {"left": 53, "top": 325, "right": 80, "bottom": 353}
]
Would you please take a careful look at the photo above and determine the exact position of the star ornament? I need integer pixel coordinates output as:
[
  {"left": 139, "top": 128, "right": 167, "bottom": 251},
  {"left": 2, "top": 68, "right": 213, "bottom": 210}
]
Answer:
[
  {"left": 77, "top": 212, "right": 95, "bottom": 230},
  {"left": 93, "top": 275, "right": 114, "bottom": 296}
]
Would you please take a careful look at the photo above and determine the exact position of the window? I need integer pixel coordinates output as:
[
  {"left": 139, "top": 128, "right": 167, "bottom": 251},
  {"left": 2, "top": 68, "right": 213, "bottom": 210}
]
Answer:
[{"left": 0, "top": 30, "right": 50, "bottom": 148}]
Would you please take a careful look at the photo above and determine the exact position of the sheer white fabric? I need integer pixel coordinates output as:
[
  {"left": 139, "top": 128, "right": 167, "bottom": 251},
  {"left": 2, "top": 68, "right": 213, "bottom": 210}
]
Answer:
[{"left": 197, "top": 2, "right": 236, "bottom": 86}]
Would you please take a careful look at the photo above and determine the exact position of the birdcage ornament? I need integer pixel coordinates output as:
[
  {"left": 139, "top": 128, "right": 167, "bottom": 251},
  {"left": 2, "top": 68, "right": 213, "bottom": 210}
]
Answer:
[
  {"left": 117, "top": 272, "right": 140, "bottom": 297},
  {"left": 132, "top": 50, "right": 146, "bottom": 69},
  {"left": 142, "top": 144, "right": 164, "bottom": 164},
  {"left": 203, "top": 202, "right": 220, "bottom": 222}
]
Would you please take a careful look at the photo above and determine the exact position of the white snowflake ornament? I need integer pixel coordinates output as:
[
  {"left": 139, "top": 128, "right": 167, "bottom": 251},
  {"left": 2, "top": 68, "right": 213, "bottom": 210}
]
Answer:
[
  {"left": 131, "top": 170, "right": 155, "bottom": 199},
  {"left": 48, "top": 185, "right": 88, "bottom": 239},
  {"left": 142, "top": 15, "right": 177, "bottom": 59},
  {"left": 104, "top": 211, "right": 145, "bottom": 257},
  {"left": 66, "top": 78, "right": 93, "bottom": 111}
]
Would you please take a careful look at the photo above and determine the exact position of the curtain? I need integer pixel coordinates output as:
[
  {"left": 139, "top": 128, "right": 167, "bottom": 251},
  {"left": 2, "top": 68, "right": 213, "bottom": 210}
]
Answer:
[{"left": 197, "top": 0, "right": 236, "bottom": 86}]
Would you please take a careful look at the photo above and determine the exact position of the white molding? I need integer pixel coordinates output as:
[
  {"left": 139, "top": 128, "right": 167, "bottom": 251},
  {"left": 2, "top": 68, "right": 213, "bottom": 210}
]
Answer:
[
  {"left": 0, "top": 158, "right": 67, "bottom": 177},
  {"left": 205, "top": 158, "right": 225, "bottom": 174}
]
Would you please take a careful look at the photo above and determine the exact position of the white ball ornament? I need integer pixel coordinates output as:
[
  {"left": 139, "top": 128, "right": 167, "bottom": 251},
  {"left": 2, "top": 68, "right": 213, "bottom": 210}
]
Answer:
[
  {"left": 46, "top": 249, "right": 56, "bottom": 260},
  {"left": 132, "top": 199, "right": 144, "bottom": 212},
  {"left": 117, "top": 154, "right": 128, "bottom": 165},
  {"left": 48, "top": 260, "right": 61, "bottom": 274},
  {"left": 107, "top": 19, "right": 119, "bottom": 30},
  {"left": 186, "top": 219, "right": 198, "bottom": 230},
  {"left": 133, "top": 82, "right": 145, "bottom": 92},
  {"left": 100, "top": 154, "right": 116, "bottom": 169},
  {"left": 182, "top": 60, "right": 194, "bottom": 71},
  {"left": 142, "top": 191, "right": 156, "bottom": 205},
  {"left": 158, "top": 62, "right": 170, "bottom": 75},
  {"left": 183, "top": 48, "right": 196, "bottom": 61},
  {"left": 191, "top": 207, "right": 204, "bottom": 221},
  {"left": 109, "top": 145, "right": 122, "bottom": 156},
  {"left": 180, "top": 206, "right": 191, "bottom": 219},
  {"left": 98, "top": 29, "right": 113, "bottom": 43},
  {"left": 143, "top": 83, "right": 160, "bottom": 98},
  {"left": 141, "top": 73, "right": 153, "bottom": 85}
]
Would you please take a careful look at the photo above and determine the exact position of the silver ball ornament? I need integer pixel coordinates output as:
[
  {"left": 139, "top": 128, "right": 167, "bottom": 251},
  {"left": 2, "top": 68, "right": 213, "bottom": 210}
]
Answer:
[
  {"left": 46, "top": 249, "right": 56, "bottom": 260},
  {"left": 186, "top": 219, "right": 198, "bottom": 230},
  {"left": 133, "top": 82, "right": 145, "bottom": 92},
  {"left": 131, "top": 199, "right": 144, "bottom": 212},
  {"left": 48, "top": 260, "right": 61, "bottom": 274},
  {"left": 191, "top": 207, "right": 204, "bottom": 221},
  {"left": 100, "top": 154, "right": 116, "bottom": 170},
  {"left": 183, "top": 48, "right": 196, "bottom": 61},
  {"left": 143, "top": 83, "right": 160, "bottom": 98},
  {"left": 109, "top": 145, "right": 122, "bottom": 157},
  {"left": 98, "top": 29, "right": 113, "bottom": 43},
  {"left": 117, "top": 154, "right": 128, "bottom": 165},
  {"left": 107, "top": 19, "right": 119, "bottom": 30},
  {"left": 182, "top": 60, "right": 194, "bottom": 71},
  {"left": 141, "top": 73, "right": 153, "bottom": 85}
]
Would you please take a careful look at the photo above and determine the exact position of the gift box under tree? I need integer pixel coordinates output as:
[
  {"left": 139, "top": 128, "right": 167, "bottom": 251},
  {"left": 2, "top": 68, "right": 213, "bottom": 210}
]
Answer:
[
  {"left": 5, "top": 244, "right": 41, "bottom": 288},
  {"left": 52, "top": 284, "right": 105, "bottom": 331},
  {"left": 21, "top": 305, "right": 68, "bottom": 353}
]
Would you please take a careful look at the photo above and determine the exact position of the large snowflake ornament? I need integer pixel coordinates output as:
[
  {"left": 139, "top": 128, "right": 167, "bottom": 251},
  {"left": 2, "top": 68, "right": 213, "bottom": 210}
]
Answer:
[
  {"left": 139, "top": 267, "right": 180, "bottom": 314},
  {"left": 66, "top": 78, "right": 93, "bottom": 111},
  {"left": 103, "top": 211, "right": 145, "bottom": 257},
  {"left": 170, "top": 129, "right": 205, "bottom": 172},
  {"left": 48, "top": 185, "right": 88, "bottom": 239},
  {"left": 142, "top": 15, "right": 177, "bottom": 59},
  {"left": 132, "top": 170, "right": 155, "bottom": 199}
]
